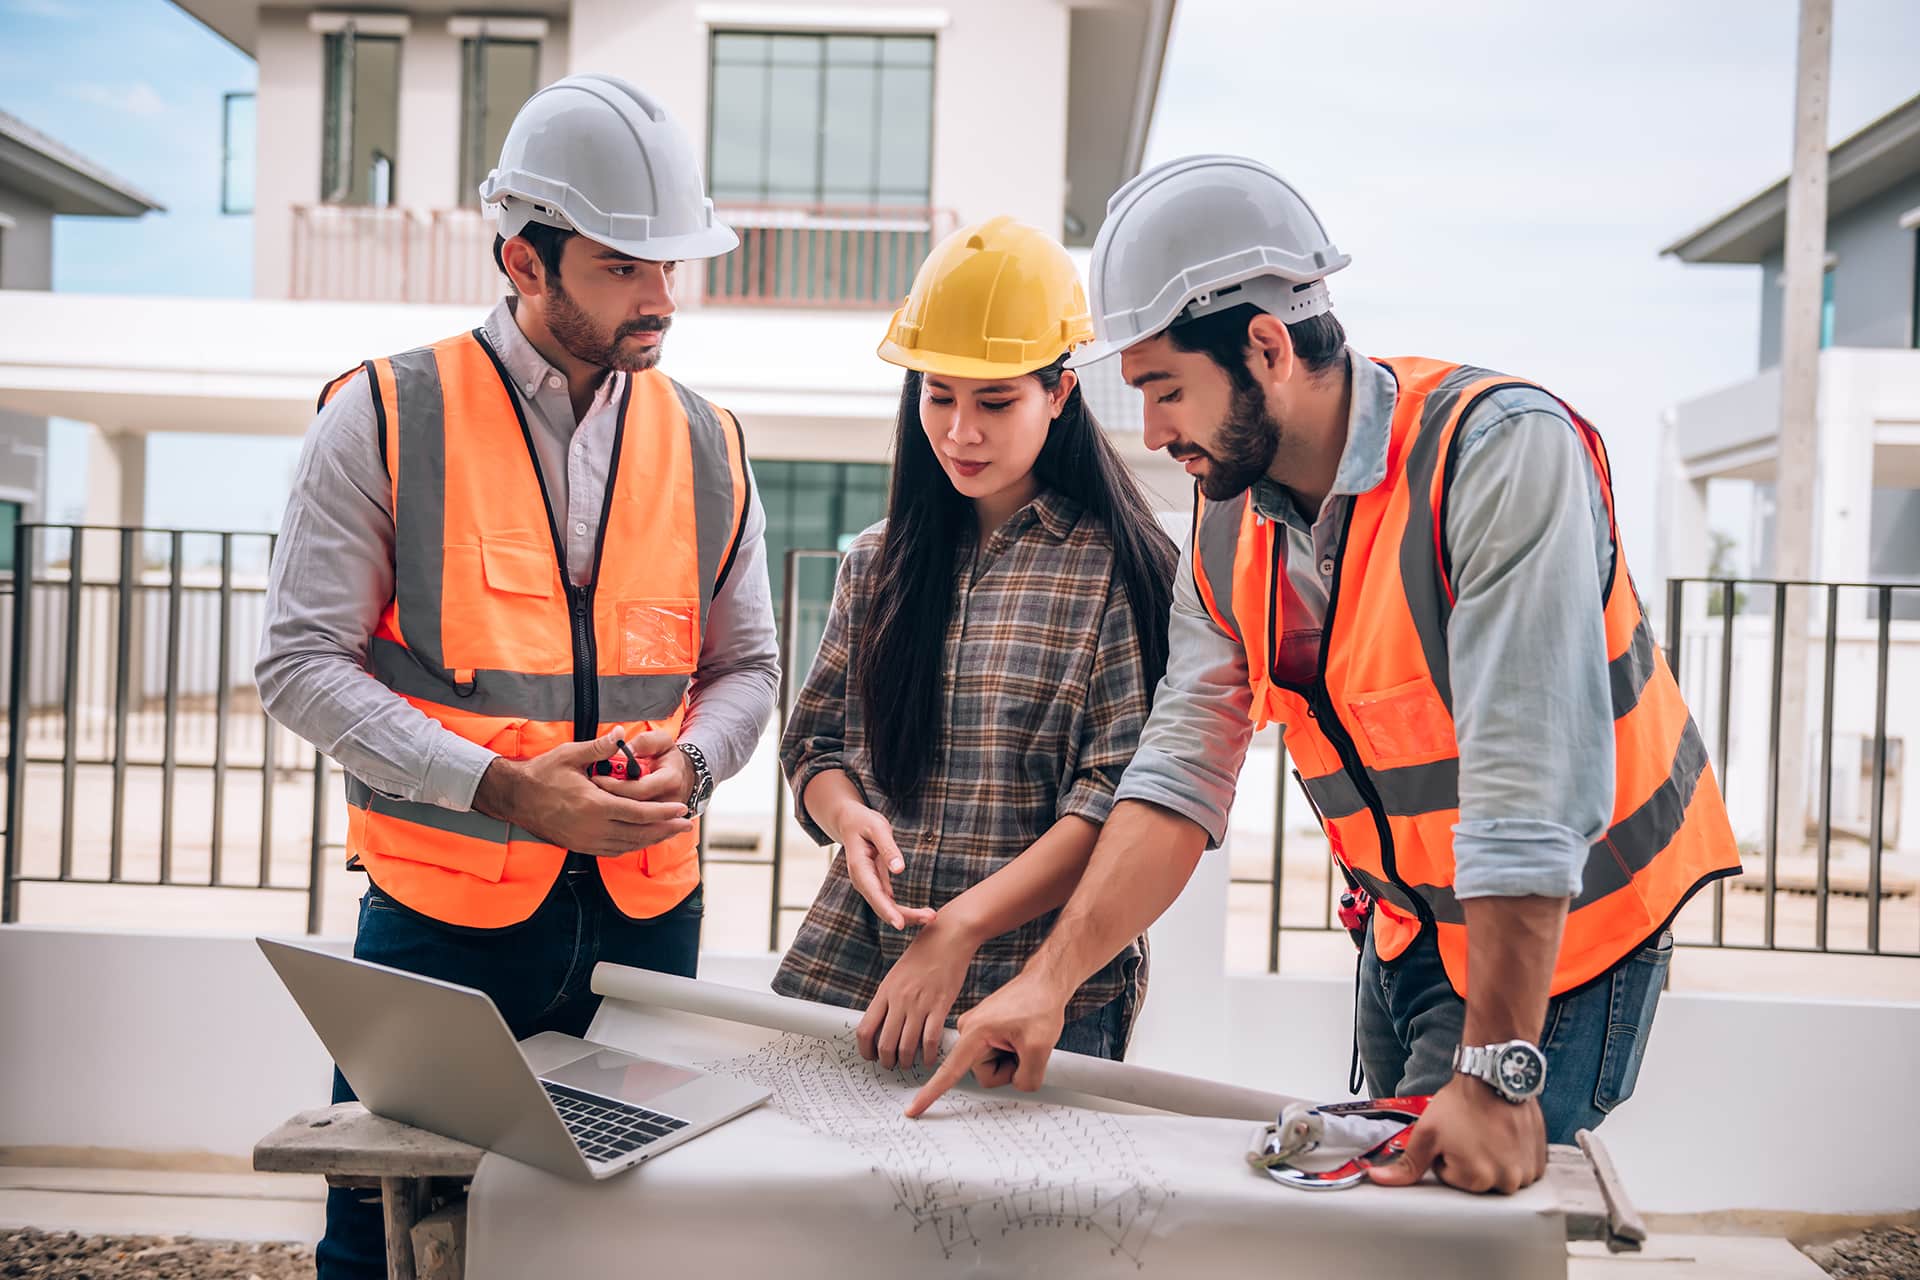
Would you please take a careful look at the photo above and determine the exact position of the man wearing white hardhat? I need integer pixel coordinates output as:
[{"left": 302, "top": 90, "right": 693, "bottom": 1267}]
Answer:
[
  {"left": 912, "top": 155, "right": 1739, "bottom": 1195},
  {"left": 258, "top": 75, "right": 777, "bottom": 1276}
]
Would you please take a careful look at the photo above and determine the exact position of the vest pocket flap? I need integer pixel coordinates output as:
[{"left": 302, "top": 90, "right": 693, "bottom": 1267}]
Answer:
[
  {"left": 480, "top": 538, "right": 558, "bottom": 598},
  {"left": 1346, "top": 677, "right": 1458, "bottom": 765},
  {"left": 618, "top": 598, "right": 700, "bottom": 674},
  {"left": 362, "top": 796, "right": 511, "bottom": 883}
]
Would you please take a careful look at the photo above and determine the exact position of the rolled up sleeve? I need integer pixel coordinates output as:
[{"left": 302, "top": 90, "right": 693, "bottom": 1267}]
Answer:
[
  {"left": 1445, "top": 390, "right": 1615, "bottom": 900},
  {"left": 1112, "top": 534, "right": 1256, "bottom": 848},
  {"left": 1057, "top": 577, "right": 1154, "bottom": 827},
  {"left": 256, "top": 376, "right": 497, "bottom": 812},
  {"left": 778, "top": 536, "right": 869, "bottom": 844}
]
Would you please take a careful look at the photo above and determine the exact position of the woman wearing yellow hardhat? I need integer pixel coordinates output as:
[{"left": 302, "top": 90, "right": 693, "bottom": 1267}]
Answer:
[{"left": 772, "top": 217, "right": 1177, "bottom": 1068}]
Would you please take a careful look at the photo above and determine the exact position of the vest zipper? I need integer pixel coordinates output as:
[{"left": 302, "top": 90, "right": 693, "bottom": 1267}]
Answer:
[
  {"left": 1270, "top": 499, "right": 1434, "bottom": 932},
  {"left": 569, "top": 585, "right": 598, "bottom": 742},
  {"left": 472, "top": 328, "right": 629, "bottom": 747}
]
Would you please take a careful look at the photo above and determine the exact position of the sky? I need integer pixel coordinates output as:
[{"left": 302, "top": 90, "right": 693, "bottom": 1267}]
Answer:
[{"left": 1, "top": 0, "right": 1919, "bottom": 561}]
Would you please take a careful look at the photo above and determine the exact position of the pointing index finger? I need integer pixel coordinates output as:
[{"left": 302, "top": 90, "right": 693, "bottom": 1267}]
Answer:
[{"left": 905, "top": 1030, "right": 984, "bottom": 1118}]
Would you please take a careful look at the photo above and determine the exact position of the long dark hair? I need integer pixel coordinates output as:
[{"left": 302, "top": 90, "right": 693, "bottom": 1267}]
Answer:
[{"left": 858, "top": 357, "right": 1177, "bottom": 803}]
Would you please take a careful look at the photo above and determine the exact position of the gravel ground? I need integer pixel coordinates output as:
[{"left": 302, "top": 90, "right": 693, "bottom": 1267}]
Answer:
[
  {"left": 1800, "top": 1226, "right": 1920, "bottom": 1279},
  {"left": 4, "top": 1224, "right": 1914, "bottom": 1277},
  {"left": 0, "top": 1229, "right": 313, "bottom": 1279}
]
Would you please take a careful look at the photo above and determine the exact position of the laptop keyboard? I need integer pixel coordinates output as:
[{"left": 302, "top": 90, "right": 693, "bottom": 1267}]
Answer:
[{"left": 542, "top": 1080, "right": 690, "bottom": 1163}]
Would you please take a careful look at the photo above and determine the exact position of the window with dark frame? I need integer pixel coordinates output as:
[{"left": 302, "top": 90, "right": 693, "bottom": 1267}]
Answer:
[
  {"left": 707, "top": 31, "right": 934, "bottom": 208},
  {"left": 221, "top": 91, "right": 255, "bottom": 215},
  {"left": 459, "top": 37, "right": 541, "bottom": 207},
  {"left": 321, "top": 29, "right": 402, "bottom": 207}
]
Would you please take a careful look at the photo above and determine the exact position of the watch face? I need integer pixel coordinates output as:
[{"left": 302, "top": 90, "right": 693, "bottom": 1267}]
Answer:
[{"left": 1496, "top": 1045, "right": 1545, "bottom": 1098}]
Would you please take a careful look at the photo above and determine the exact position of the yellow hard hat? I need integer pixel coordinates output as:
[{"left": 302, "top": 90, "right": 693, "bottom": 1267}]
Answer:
[{"left": 878, "top": 216, "right": 1094, "bottom": 379}]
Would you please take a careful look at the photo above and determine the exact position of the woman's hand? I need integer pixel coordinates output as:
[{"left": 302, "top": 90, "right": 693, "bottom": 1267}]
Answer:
[
  {"left": 856, "top": 915, "right": 981, "bottom": 1070},
  {"left": 835, "top": 804, "right": 937, "bottom": 931}
]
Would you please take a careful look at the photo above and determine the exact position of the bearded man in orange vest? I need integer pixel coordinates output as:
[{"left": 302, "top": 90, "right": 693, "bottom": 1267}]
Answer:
[
  {"left": 910, "top": 156, "right": 1740, "bottom": 1195},
  {"left": 257, "top": 76, "right": 777, "bottom": 1277}
]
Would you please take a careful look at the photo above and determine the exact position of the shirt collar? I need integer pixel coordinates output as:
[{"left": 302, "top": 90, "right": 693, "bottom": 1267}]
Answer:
[
  {"left": 1250, "top": 347, "right": 1394, "bottom": 522},
  {"left": 968, "top": 488, "right": 1081, "bottom": 549},
  {"left": 1029, "top": 488, "right": 1082, "bottom": 542},
  {"left": 483, "top": 298, "right": 623, "bottom": 408}
]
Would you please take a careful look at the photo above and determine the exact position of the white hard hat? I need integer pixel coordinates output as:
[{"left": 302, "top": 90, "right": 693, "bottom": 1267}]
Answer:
[
  {"left": 1069, "top": 154, "right": 1350, "bottom": 367},
  {"left": 480, "top": 73, "right": 737, "bottom": 261}
]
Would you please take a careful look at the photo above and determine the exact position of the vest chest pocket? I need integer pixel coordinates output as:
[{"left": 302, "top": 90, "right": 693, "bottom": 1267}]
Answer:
[
  {"left": 618, "top": 599, "right": 700, "bottom": 674},
  {"left": 1345, "top": 677, "right": 1458, "bottom": 766},
  {"left": 480, "top": 538, "right": 558, "bottom": 598}
]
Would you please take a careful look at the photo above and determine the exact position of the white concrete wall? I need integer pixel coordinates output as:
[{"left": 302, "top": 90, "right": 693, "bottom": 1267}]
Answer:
[
  {"left": 251, "top": 9, "right": 325, "bottom": 300},
  {"left": 1666, "top": 349, "right": 1920, "bottom": 561},
  {"left": 2, "top": 918, "right": 1916, "bottom": 1215},
  {"left": 566, "top": 0, "right": 1069, "bottom": 236},
  {"left": 250, "top": 11, "right": 573, "bottom": 300}
]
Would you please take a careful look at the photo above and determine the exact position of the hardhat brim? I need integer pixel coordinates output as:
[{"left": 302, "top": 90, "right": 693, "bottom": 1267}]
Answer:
[
  {"left": 876, "top": 336, "right": 1072, "bottom": 381},
  {"left": 572, "top": 222, "right": 740, "bottom": 262},
  {"left": 1063, "top": 334, "right": 1138, "bottom": 369},
  {"left": 486, "top": 178, "right": 741, "bottom": 262}
]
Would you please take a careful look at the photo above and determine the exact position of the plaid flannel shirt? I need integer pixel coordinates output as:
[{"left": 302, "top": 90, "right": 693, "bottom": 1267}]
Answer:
[{"left": 772, "top": 490, "right": 1152, "bottom": 1032}]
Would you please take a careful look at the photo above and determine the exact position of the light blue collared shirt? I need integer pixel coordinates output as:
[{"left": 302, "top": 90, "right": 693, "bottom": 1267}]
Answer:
[{"left": 1114, "top": 350, "right": 1615, "bottom": 900}]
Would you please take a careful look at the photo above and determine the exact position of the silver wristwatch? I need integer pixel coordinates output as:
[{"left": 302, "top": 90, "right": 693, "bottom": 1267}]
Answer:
[
  {"left": 676, "top": 741, "right": 714, "bottom": 817},
  {"left": 1452, "top": 1039, "right": 1547, "bottom": 1104}
]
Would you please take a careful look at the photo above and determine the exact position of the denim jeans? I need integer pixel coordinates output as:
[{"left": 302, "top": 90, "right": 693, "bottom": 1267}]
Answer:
[
  {"left": 1354, "top": 923, "right": 1672, "bottom": 1144},
  {"left": 315, "top": 873, "right": 704, "bottom": 1280}
]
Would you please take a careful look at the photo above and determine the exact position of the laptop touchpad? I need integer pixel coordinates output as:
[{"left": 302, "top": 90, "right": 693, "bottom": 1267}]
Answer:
[{"left": 543, "top": 1051, "right": 701, "bottom": 1105}]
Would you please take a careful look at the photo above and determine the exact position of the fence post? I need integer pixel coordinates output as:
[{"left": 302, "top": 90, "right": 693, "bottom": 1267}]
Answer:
[
  {"left": 211, "top": 534, "right": 234, "bottom": 885},
  {"left": 768, "top": 551, "right": 802, "bottom": 952},
  {"left": 58, "top": 530, "right": 83, "bottom": 881},
  {"left": 1663, "top": 578, "right": 1683, "bottom": 673},
  {"left": 308, "top": 752, "right": 329, "bottom": 935},
  {"left": 110, "top": 530, "right": 134, "bottom": 882},
  {"left": 3, "top": 523, "right": 31, "bottom": 922},
  {"left": 1268, "top": 741, "right": 1285, "bottom": 974}
]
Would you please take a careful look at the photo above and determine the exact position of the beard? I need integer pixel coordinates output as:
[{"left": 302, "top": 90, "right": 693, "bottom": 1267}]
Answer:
[
  {"left": 545, "top": 281, "right": 671, "bottom": 372},
  {"left": 1189, "top": 379, "right": 1282, "bottom": 501}
]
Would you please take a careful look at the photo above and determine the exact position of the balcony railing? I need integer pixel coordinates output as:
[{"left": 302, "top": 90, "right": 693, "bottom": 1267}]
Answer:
[
  {"left": 290, "top": 206, "right": 499, "bottom": 306},
  {"left": 706, "top": 204, "right": 955, "bottom": 309},
  {"left": 289, "top": 203, "right": 957, "bottom": 310}
]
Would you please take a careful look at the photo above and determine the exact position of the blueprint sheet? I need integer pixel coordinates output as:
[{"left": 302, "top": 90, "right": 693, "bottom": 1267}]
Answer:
[{"left": 465, "top": 967, "right": 1570, "bottom": 1279}]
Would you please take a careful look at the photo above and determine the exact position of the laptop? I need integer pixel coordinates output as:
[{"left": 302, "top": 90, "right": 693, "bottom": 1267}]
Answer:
[{"left": 259, "top": 938, "right": 770, "bottom": 1181}]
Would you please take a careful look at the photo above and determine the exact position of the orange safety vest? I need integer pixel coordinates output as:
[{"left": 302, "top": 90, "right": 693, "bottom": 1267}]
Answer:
[
  {"left": 318, "top": 329, "right": 749, "bottom": 929},
  {"left": 1192, "top": 357, "right": 1739, "bottom": 997}
]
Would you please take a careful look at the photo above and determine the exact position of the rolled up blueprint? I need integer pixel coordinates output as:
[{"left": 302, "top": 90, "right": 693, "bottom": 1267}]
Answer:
[{"left": 590, "top": 962, "right": 1305, "bottom": 1123}]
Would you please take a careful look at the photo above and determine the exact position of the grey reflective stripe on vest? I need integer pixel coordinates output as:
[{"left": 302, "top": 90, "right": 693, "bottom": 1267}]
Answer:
[
  {"left": 669, "top": 376, "right": 738, "bottom": 639},
  {"left": 1395, "top": 362, "right": 1521, "bottom": 716},
  {"left": 1193, "top": 490, "right": 1250, "bottom": 643},
  {"left": 389, "top": 347, "right": 449, "bottom": 673},
  {"left": 1572, "top": 719, "right": 1710, "bottom": 911},
  {"left": 1609, "top": 618, "right": 1658, "bottom": 719},
  {"left": 368, "top": 636, "right": 689, "bottom": 722},
  {"left": 1300, "top": 757, "right": 1459, "bottom": 820},
  {"left": 345, "top": 771, "right": 541, "bottom": 843},
  {"left": 1348, "top": 863, "right": 1457, "bottom": 925},
  {"left": 375, "top": 346, "right": 733, "bottom": 726},
  {"left": 1327, "top": 716, "right": 1711, "bottom": 927}
]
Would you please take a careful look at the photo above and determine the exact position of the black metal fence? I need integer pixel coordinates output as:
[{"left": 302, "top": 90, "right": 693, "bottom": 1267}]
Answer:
[
  {"left": 2, "top": 524, "right": 332, "bottom": 929},
  {"left": 3, "top": 527, "right": 1914, "bottom": 967},
  {"left": 1662, "top": 577, "right": 1916, "bottom": 958}
]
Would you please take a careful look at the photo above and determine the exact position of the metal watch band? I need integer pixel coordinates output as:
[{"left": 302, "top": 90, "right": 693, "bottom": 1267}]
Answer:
[
  {"left": 676, "top": 741, "right": 714, "bottom": 816},
  {"left": 1452, "top": 1039, "right": 1543, "bottom": 1104}
]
